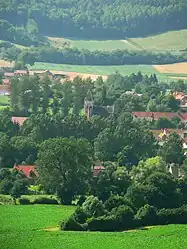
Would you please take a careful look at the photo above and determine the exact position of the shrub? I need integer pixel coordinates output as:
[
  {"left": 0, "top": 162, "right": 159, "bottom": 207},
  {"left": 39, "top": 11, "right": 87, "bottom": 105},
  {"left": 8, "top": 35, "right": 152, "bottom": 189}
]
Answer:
[
  {"left": 19, "top": 197, "right": 31, "bottom": 205},
  {"left": 87, "top": 215, "right": 119, "bottom": 232},
  {"left": 77, "top": 195, "right": 86, "bottom": 206},
  {"left": 111, "top": 205, "right": 135, "bottom": 229},
  {"left": 82, "top": 196, "right": 104, "bottom": 217},
  {"left": 32, "top": 197, "right": 58, "bottom": 204},
  {"left": 73, "top": 206, "right": 88, "bottom": 224},
  {"left": 105, "top": 195, "right": 133, "bottom": 211},
  {"left": 135, "top": 204, "right": 157, "bottom": 227},
  {"left": 61, "top": 216, "right": 85, "bottom": 231},
  {"left": 158, "top": 206, "right": 187, "bottom": 225}
]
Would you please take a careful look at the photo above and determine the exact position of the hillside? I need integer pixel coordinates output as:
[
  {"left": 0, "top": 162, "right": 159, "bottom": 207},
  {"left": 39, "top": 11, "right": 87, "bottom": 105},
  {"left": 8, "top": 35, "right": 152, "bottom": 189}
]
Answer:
[
  {"left": 47, "top": 30, "right": 187, "bottom": 52},
  {"left": 0, "top": 0, "right": 187, "bottom": 42}
]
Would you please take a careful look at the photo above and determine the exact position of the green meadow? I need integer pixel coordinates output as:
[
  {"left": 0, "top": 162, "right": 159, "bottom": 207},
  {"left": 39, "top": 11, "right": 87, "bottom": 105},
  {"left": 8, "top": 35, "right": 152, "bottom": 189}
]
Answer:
[{"left": 1, "top": 205, "right": 187, "bottom": 249}]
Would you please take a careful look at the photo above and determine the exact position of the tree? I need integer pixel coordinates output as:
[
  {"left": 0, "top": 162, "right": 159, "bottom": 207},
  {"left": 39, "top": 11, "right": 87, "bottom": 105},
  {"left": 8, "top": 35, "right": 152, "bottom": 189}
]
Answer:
[
  {"left": 0, "top": 132, "right": 12, "bottom": 167},
  {"left": 160, "top": 133, "right": 185, "bottom": 165},
  {"left": 37, "top": 137, "right": 93, "bottom": 204},
  {"left": 10, "top": 136, "right": 38, "bottom": 164},
  {"left": 145, "top": 172, "right": 180, "bottom": 208},
  {"left": 130, "top": 156, "right": 167, "bottom": 184},
  {"left": 92, "top": 162, "right": 131, "bottom": 201}
]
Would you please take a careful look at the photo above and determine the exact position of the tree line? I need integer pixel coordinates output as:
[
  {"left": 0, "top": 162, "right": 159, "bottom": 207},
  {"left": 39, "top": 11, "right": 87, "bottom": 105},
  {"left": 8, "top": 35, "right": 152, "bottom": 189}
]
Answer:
[{"left": 16, "top": 47, "right": 187, "bottom": 67}]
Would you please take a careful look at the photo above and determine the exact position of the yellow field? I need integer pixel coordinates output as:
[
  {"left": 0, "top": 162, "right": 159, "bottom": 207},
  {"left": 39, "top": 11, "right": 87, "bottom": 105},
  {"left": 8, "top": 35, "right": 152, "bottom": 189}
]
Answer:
[
  {"left": 0, "top": 60, "right": 14, "bottom": 67},
  {"left": 153, "top": 62, "right": 187, "bottom": 74}
]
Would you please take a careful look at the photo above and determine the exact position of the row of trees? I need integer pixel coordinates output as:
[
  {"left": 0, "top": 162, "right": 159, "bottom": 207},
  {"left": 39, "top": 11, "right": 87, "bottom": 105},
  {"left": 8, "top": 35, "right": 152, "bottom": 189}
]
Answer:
[
  {"left": 16, "top": 47, "right": 187, "bottom": 67},
  {"left": 9, "top": 72, "right": 183, "bottom": 118},
  {"left": 1, "top": 0, "right": 187, "bottom": 39}
]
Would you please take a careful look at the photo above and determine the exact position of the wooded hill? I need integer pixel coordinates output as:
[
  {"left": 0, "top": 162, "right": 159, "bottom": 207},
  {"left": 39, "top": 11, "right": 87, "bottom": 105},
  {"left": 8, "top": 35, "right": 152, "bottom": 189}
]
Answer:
[{"left": 0, "top": 0, "right": 187, "bottom": 40}]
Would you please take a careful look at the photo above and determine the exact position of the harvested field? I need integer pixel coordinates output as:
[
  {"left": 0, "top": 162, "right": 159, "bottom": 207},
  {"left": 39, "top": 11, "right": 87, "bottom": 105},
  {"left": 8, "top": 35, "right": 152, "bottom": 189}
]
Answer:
[
  {"left": 0, "top": 60, "right": 14, "bottom": 67},
  {"left": 153, "top": 62, "right": 187, "bottom": 74}
]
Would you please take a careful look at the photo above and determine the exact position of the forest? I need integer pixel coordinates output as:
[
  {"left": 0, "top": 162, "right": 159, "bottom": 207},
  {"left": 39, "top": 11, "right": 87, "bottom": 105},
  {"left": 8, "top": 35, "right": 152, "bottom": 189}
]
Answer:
[{"left": 0, "top": 0, "right": 187, "bottom": 39}]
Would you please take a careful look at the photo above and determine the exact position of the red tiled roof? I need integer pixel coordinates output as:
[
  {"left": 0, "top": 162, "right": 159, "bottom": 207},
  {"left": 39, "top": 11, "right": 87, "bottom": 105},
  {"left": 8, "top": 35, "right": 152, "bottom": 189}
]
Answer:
[
  {"left": 93, "top": 166, "right": 105, "bottom": 177},
  {"left": 12, "top": 117, "right": 28, "bottom": 125},
  {"left": 133, "top": 112, "right": 183, "bottom": 121},
  {"left": 14, "top": 70, "right": 28, "bottom": 75},
  {"left": 2, "top": 78, "right": 10, "bottom": 85},
  {"left": 4, "top": 72, "right": 15, "bottom": 77},
  {"left": 14, "top": 165, "right": 37, "bottom": 178}
]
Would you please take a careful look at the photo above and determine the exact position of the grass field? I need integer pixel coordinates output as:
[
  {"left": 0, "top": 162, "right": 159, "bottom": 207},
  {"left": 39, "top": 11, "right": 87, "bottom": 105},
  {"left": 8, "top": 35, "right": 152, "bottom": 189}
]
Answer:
[
  {"left": 28, "top": 62, "right": 159, "bottom": 75},
  {"left": 47, "top": 37, "right": 137, "bottom": 51},
  {"left": 48, "top": 30, "right": 187, "bottom": 52},
  {"left": 1, "top": 205, "right": 187, "bottom": 249},
  {"left": 28, "top": 62, "right": 170, "bottom": 81},
  {"left": 131, "top": 29, "right": 187, "bottom": 51},
  {"left": 0, "top": 95, "right": 9, "bottom": 109}
]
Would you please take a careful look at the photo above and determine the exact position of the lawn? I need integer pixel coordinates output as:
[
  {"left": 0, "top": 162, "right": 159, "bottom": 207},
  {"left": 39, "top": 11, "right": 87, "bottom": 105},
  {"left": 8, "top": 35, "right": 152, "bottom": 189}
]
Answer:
[
  {"left": 1, "top": 205, "right": 187, "bottom": 249},
  {"left": 131, "top": 29, "right": 187, "bottom": 51},
  {"left": 0, "top": 95, "right": 9, "bottom": 105}
]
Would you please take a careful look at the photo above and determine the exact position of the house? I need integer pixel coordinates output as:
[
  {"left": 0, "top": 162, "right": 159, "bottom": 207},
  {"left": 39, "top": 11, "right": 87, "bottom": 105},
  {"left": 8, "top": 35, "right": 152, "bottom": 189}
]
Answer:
[
  {"left": 123, "top": 91, "right": 143, "bottom": 97},
  {"left": 13, "top": 165, "right": 37, "bottom": 178},
  {"left": 14, "top": 70, "right": 29, "bottom": 76},
  {"left": 132, "top": 112, "right": 187, "bottom": 122},
  {"left": 2, "top": 78, "right": 10, "bottom": 85},
  {"left": 151, "top": 128, "right": 187, "bottom": 151},
  {"left": 93, "top": 166, "right": 105, "bottom": 177},
  {"left": 173, "top": 91, "right": 187, "bottom": 109},
  {"left": 4, "top": 72, "right": 15, "bottom": 78},
  {"left": 11, "top": 117, "right": 28, "bottom": 126}
]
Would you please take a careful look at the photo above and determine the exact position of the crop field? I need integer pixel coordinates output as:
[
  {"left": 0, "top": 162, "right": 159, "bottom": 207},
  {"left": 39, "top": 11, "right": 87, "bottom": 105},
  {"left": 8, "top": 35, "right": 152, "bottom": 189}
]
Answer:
[
  {"left": 28, "top": 62, "right": 173, "bottom": 81},
  {"left": 0, "top": 59, "right": 14, "bottom": 67},
  {"left": 47, "top": 37, "right": 137, "bottom": 51},
  {"left": 153, "top": 62, "right": 187, "bottom": 74},
  {"left": 131, "top": 30, "right": 187, "bottom": 51},
  {"left": 28, "top": 62, "right": 162, "bottom": 76},
  {"left": 1, "top": 205, "right": 187, "bottom": 249},
  {"left": 48, "top": 30, "right": 187, "bottom": 52}
]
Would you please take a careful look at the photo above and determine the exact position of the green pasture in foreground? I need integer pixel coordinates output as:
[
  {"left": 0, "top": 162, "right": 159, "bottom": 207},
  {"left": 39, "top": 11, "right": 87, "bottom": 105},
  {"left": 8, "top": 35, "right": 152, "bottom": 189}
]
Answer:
[{"left": 1, "top": 205, "right": 187, "bottom": 249}]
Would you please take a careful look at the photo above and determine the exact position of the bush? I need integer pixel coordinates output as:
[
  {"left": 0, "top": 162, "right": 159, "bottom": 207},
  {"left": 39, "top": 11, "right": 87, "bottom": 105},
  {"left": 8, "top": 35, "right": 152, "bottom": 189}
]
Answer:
[
  {"left": 32, "top": 197, "right": 58, "bottom": 204},
  {"left": 111, "top": 205, "right": 135, "bottom": 229},
  {"left": 87, "top": 215, "right": 120, "bottom": 231},
  {"left": 77, "top": 195, "right": 86, "bottom": 206},
  {"left": 82, "top": 196, "right": 105, "bottom": 217},
  {"left": 61, "top": 216, "right": 85, "bottom": 231},
  {"left": 105, "top": 195, "right": 133, "bottom": 211},
  {"left": 158, "top": 206, "right": 187, "bottom": 225},
  {"left": 73, "top": 206, "right": 88, "bottom": 224},
  {"left": 19, "top": 197, "right": 31, "bottom": 205},
  {"left": 135, "top": 204, "right": 158, "bottom": 227}
]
